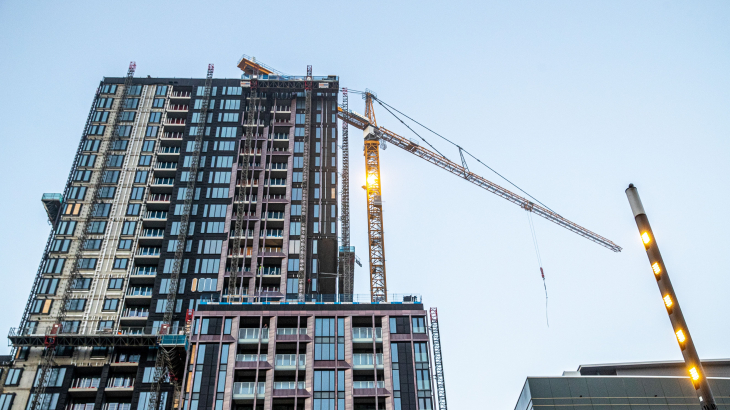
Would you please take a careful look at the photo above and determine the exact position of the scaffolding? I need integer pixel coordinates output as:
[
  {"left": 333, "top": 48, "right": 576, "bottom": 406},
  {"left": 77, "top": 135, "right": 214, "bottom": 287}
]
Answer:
[{"left": 429, "top": 307, "right": 448, "bottom": 410}]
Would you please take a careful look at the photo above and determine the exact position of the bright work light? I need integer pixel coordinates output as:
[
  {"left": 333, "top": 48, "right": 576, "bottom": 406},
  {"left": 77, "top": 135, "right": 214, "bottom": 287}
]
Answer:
[
  {"left": 641, "top": 232, "right": 651, "bottom": 244},
  {"left": 689, "top": 367, "right": 700, "bottom": 381},
  {"left": 652, "top": 262, "right": 661, "bottom": 275},
  {"left": 676, "top": 329, "right": 686, "bottom": 343}
]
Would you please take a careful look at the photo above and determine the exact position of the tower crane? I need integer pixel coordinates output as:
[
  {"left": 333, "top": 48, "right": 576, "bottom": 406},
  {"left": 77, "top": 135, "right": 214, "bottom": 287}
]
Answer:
[{"left": 338, "top": 92, "right": 622, "bottom": 303}]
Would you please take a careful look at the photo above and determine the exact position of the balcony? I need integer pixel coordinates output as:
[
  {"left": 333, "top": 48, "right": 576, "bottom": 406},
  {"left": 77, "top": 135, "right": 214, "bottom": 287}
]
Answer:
[
  {"left": 232, "top": 382, "right": 265, "bottom": 401},
  {"left": 110, "top": 354, "right": 141, "bottom": 366},
  {"left": 147, "top": 194, "right": 171, "bottom": 203},
  {"left": 269, "top": 133, "right": 289, "bottom": 140},
  {"left": 69, "top": 378, "right": 100, "bottom": 396},
  {"left": 106, "top": 377, "right": 134, "bottom": 395},
  {"left": 353, "top": 327, "right": 383, "bottom": 343},
  {"left": 154, "top": 162, "right": 177, "bottom": 171},
  {"left": 267, "top": 162, "right": 287, "bottom": 171},
  {"left": 240, "top": 148, "right": 263, "bottom": 156},
  {"left": 126, "top": 287, "right": 152, "bottom": 299},
  {"left": 121, "top": 308, "right": 149, "bottom": 321},
  {"left": 236, "top": 354, "right": 267, "bottom": 363},
  {"left": 274, "top": 354, "right": 305, "bottom": 370},
  {"left": 135, "top": 247, "right": 160, "bottom": 257},
  {"left": 352, "top": 353, "right": 384, "bottom": 370},
  {"left": 164, "top": 118, "right": 186, "bottom": 126},
  {"left": 167, "top": 104, "right": 188, "bottom": 112},
  {"left": 275, "top": 328, "right": 307, "bottom": 342},
  {"left": 265, "top": 179, "right": 287, "bottom": 187},
  {"left": 170, "top": 91, "right": 191, "bottom": 98},
  {"left": 353, "top": 381, "right": 385, "bottom": 389},
  {"left": 162, "top": 132, "right": 184, "bottom": 140},
  {"left": 152, "top": 178, "right": 175, "bottom": 186},
  {"left": 261, "top": 266, "right": 282, "bottom": 276},
  {"left": 263, "top": 212, "right": 284, "bottom": 221},
  {"left": 274, "top": 381, "right": 305, "bottom": 390},
  {"left": 238, "top": 328, "right": 269, "bottom": 344},
  {"left": 144, "top": 211, "right": 167, "bottom": 220},
  {"left": 141, "top": 228, "right": 164, "bottom": 239}
]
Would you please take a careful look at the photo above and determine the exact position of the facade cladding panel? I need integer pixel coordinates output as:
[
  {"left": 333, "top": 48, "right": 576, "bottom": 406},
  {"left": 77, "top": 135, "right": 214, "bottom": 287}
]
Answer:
[
  {"left": 3, "top": 70, "right": 439, "bottom": 410},
  {"left": 514, "top": 360, "right": 730, "bottom": 410}
]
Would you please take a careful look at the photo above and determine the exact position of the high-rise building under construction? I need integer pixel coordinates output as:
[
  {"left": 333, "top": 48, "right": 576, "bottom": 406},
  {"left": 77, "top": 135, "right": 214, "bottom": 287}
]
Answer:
[{"left": 1, "top": 58, "right": 441, "bottom": 410}]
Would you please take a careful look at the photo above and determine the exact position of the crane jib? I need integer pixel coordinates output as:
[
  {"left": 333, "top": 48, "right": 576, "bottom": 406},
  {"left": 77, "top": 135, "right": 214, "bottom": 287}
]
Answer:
[{"left": 338, "top": 106, "right": 622, "bottom": 253}]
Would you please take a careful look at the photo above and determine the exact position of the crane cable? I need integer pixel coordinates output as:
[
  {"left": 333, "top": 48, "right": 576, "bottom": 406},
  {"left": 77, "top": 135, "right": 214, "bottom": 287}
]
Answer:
[
  {"left": 372, "top": 97, "right": 558, "bottom": 215},
  {"left": 526, "top": 210, "right": 549, "bottom": 327}
]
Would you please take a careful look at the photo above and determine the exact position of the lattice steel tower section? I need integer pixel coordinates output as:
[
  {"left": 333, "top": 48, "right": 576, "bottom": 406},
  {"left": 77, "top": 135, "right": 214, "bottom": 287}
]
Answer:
[
  {"left": 430, "top": 307, "right": 448, "bottom": 410},
  {"left": 340, "top": 88, "right": 353, "bottom": 295}
]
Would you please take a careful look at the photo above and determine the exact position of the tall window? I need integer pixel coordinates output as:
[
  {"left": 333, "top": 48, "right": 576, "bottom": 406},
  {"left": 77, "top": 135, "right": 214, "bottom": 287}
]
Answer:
[
  {"left": 314, "top": 318, "right": 335, "bottom": 360},
  {"left": 313, "top": 371, "right": 335, "bottom": 410}
]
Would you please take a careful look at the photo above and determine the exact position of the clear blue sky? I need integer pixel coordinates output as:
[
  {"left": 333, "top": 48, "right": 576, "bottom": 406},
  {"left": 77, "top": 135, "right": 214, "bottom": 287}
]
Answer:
[{"left": 1, "top": 1, "right": 729, "bottom": 408}]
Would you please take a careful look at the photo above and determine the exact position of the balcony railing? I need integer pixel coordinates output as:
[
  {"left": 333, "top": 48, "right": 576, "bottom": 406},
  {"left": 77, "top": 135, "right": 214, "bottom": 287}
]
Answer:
[
  {"left": 147, "top": 194, "right": 171, "bottom": 202},
  {"left": 238, "top": 328, "right": 268, "bottom": 340},
  {"left": 111, "top": 354, "right": 140, "bottom": 364},
  {"left": 263, "top": 212, "right": 284, "bottom": 220},
  {"left": 275, "top": 354, "right": 305, "bottom": 367},
  {"left": 241, "top": 148, "right": 263, "bottom": 155},
  {"left": 353, "top": 327, "right": 383, "bottom": 340},
  {"left": 71, "top": 378, "right": 100, "bottom": 389},
  {"left": 135, "top": 247, "right": 160, "bottom": 257},
  {"left": 144, "top": 211, "right": 167, "bottom": 219},
  {"left": 133, "top": 266, "right": 157, "bottom": 276},
  {"left": 274, "top": 381, "right": 305, "bottom": 390},
  {"left": 276, "top": 328, "right": 307, "bottom": 336},
  {"left": 141, "top": 229, "right": 164, "bottom": 238},
  {"left": 153, "top": 178, "right": 175, "bottom": 185},
  {"left": 102, "top": 404, "right": 131, "bottom": 410},
  {"left": 170, "top": 91, "right": 191, "bottom": 98},
  {"left": 261, "top": 267, "right": 282, "bottom": 276},
  {"left": 163, "top": 132, "right": 183, "bottom": 139},
  {"left": 158, "top": 146, "right": 180, "bottom": 154},
  {"left": 236, "top": 354, "right": 267, "bottom": 362},
  {"left": 126, "top": 287, "right": 152, "bottom": 297},
  {"left": 260, "top": 247, "right": 282, "bottom": 254},
  {"left": 122, "top": 308, "right": 149, "bottom": 318},
  {"left": 352, "top": 354, "right": 384, "bottom": 366},
  {"left": 167, "top": 104, "right": 188, "bottom": 111},
  {"left": 232, "top": 382, "right": 265, "bottom": 395},
  {"left": 165, "top": 118, "right": 186, "bottom": 125},
  {"left": 107, "top": 377, "right": 134, "bottom": 388},
  {"left": 154, "top": 162, "right": 177, "bottom": 170},
  {"left": 265, "top": 179, "right": 286, "bottom": 186},
  {"left": 268, "top": 163, "right": 287, "bottom": 170},
  {"left": 353, "top": 381, "right": 385, "bottom": 389}
]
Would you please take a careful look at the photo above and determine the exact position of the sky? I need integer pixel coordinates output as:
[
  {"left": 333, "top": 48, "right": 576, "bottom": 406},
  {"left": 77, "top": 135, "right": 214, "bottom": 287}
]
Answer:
[{"left": 1, "top": 1, "right": 729, "bottom": 408}]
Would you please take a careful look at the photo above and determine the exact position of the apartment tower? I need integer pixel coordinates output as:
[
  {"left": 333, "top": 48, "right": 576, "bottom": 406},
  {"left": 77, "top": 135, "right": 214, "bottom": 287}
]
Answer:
[{"left": 1, "top": 58, "right": 440, "bottom": 410}]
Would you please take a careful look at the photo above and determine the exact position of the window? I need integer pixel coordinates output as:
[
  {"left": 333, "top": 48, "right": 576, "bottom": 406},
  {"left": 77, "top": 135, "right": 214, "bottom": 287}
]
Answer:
[
  {"left": 127, "top": 204, "right": 141, "bottom": 215},
  {"left": 68, "top": 186, "right": 87, "bottom": 200},
  {"left": 66, "top": 299, "right": 86, "bottom": 311},
  {"left": 221, "top": 86, "right": 242, "bottom": 95},
  {"left": 203, "top": 222, "right": 225, "bottom": 233},
  {"left": 102, "top": 170, "right": 120, "bottom": 183},
  {"left": 337, "top": 318, "right": 345, "bottom": 360},
  {"left": 211, "top": 172, "right": 231, "bottom": 184},
  {"left": 390, "top": 317, "right": 411, "bottom": 334},
  {"left": 214, "top": 156, "right": 233, "bottom": 167},
  {"left": 25, "top": 394, "right": 59, "bottom": 410},
  {"left": 37, "top": 278, "right": 58, "bottom": 295},
  {"left": 218, "top": 112, "right": 239, "bottom": 122},
  {"left": 86, "top": 221, "right": 106, "bottom": 234},
  {"left": 70, "top": 278, "right": 91, "bottom": 290},
  {"left": 309, "top": 372, "right": 334, "bottom": 409},
  {"left": 51, "top": 239, "right": 70, "bottom": 252},
  {"left": 0, "top": 393, "right": 14, "bottom": 410},
  {"left": 130, "top": 187, "right": 145, "bottom": 200},
  {"left": 153, "top": 98, "right": 165, "bottom": 108},
  {"left": 195, "top": 259, "right": 220, "bottom": 274},
  {"left": 294, "top": 141, "right": 304, "bottom": 153},
  {"left": 138, "top": 155, "right": 152, "bottom": 166},
  {"left": 79, "top": 154, "right": 96, "bottom": 167},
  {"left": 414, "top": 342, "right": 428, "bottom": 362},
  {"left": 288, "top": 258, "right": 300, "bottom": 272},
  {"left": 43, "top": 258, "right": 65, "bottom": 274},
  {"left": 120, "top": 111, "right": 135, "bottom": 121},
  {"left": 63, "top": 203, "right": 82, "bottom": 216},
  {"left": 149, "top": 112, "right": 162, "bottom": 123},
  {"left": 142, "top": 140, "right": 155, "bottom": 152},
  {"left": 97, "top": 98, "right": 113, "bottom": 109},
  {"left": 412, "top": 317, "right": 426, "bottom": 333},
  {"left": 163, "top": 259, "right": 189, "bottom": 274},
  {"left": 30, "top": 299, "right": 52, "bottom": 314},
  {"left": 113, "top": 258, "right": 128, "bottom": 269},
  {"left": 159, "top": 278, "right": 186, "bottom": 294},
  {"left": 135, "top": 170, "right": 148, "bottom": 183},
  {"left": 107, "top": 155, "right": 124, "bottom": 168},
  {"left": 146, "top": 126, "right": 159, "bottom": 137},
  {"left": 215, "top": 127, "right": 237, "bottom": 138},
  {"left": 77, "top": 258, "right": 97, "bottom": 269},
  {"left": 128, "top": 85, "right": 142, "bottom": 95},
  {"left": 101, "top": 84, "right": 117, "bottom": 94},
  {"left": 314, "top": 318, "right": 336, "bottom": 360},
  {"left": 88, "top": 125, "right": 105, "bottom": 135},
  {"left": 98, "top": 321, "right": 114, "bottom": 331},
  {"left": 292, "top": 172, "right": 303, "bottom": 183},
  {"left": 156, "top": 85, "right": 168, "bottom": 96},
  {"left": 61, "top": 320, "right": 80, "bottom": 333},
  {"left": 208, "top": 187, "right": 229, "bottom": 198},
  {"left": 111, "top": 140, "right": 128, "bottom": 150},
  {"left": 101, "top": 298, "right": 118, "bottom": 311},
  {"left": 118, "top": 239, "right": 132, "bottom": 250},
  {"left": 94, "top": 187, "right": 115, "bottom": 200},
  {"left": 56, "top": 220, "right": 76, "bottom": 235},
  {"left": 123, "top": 98, "right": 139, "bottom": 109},
  {"left": 201, "top": 240, "right": 223, "bottom": 254},
  {"left": 108, "top": 278, "right": 123, "bottom": 290},
  {"left": 116, "top": 125, "right": 132, "bottom": 137},
  {"left": 292, "top": 188, "right": 302, "bottom": 201},
  {"left": 5, "top": 369, "right": 22, "bottom": 386},
  {"left": 296, "top": 114, "right": 305, "bottom": 124},
  {"left": 293, "top": 157, "right": 303, "bottom": 168},
  {"left": 91, "top": 203, "right": 111, "bottom": 217},
  {"left": 73, "top": 170, "right": 91, "bottom": 181},
  {"left": 191, "top": 278, "right": 217, "bottom": 292},
  {"left": 290, "top": 222, "right": 301, "bottom": 236},
  {"left": 84, "top": 239, "right": 102, "bottom": 250},
  {"left": 291, "top": 204, "right": 301, "bottom": 216}
]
